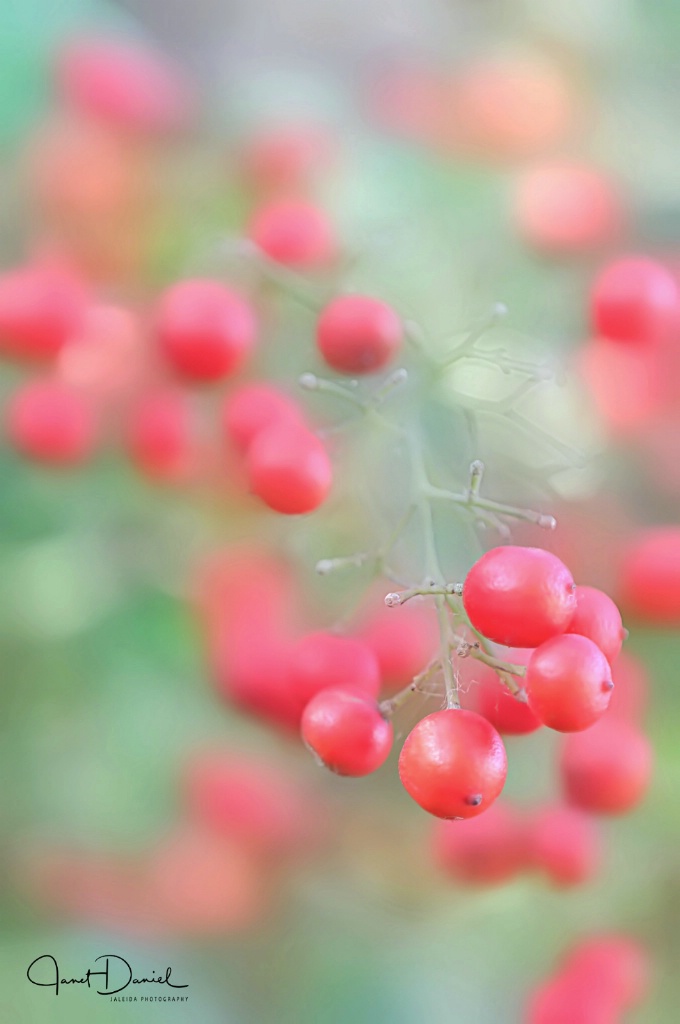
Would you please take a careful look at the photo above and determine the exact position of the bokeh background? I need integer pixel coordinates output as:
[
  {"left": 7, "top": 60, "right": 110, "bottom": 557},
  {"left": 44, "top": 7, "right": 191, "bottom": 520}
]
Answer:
[{"left": 1, "top": 0, "right": 679, "bottom": 1021}]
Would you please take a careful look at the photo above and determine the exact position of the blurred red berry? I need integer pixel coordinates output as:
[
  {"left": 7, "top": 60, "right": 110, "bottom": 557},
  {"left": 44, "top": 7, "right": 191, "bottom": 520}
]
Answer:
[
  {"left": 0, "top": 264, "right": 88, "bottom": 362},
  {"left": 578, "top": 336, "right": 661, "bottom": 439},
  {"left": 463, "top": 546, "right": 576, "bottom": 649},
  {"left": 527, "top": 804, "right": 601, "bottom": 887},
  {"left": 514, "top": 161, "right": 623, "bottom": 255},
  {"left": 183, "top": 751, "right": 322, "bottom": 856},
  {"left": 301, "top": 688, "right": 393, "bottom": 776},
  {"left": 452, "top": 55, "right": 575, "bottom": 161},
  {"left": 247, "top": 422, "right": 332, "bottom": 514},
  {"left": 126, "top": 388, "right": 199, "bottom": 483},
  {"left": 240, "top": 124, "right": 335, "bottom": 195},
  {"left": 156, "top": 279, "right": 256, "bottom": 383},
  {"left": 398, "top": 709, "right": 507, "bottom": 819},
  {"left": 591, "top": 256, "right": 680, "bottom": 344},
  {"left": 562, "top": 934, "right": 651, "bottom": 1008},
  {"left": 609, "top": 650, "right": 648, "bottom": 723},
  {"left": 222, "top": 382, "right": 305, "bottom": 455},
  {"left": 432, "top": 801, "right": 526, "bottom": 885},
  {"left": 618, "top": 526, "right": 680, "bottom": 625},
  {"left": 56, "top": 37, "right": 193, "bottom": 136},
  {"left": 560, "top": 718, "right": 653, "bottom": 814},
  {"left": 527, "top": 974, "right": 619, "bottom": 1024},
  {"left": 316, "top": 295, "right": 402, "bottom": 374},
  {"left": 146, "top": 826, "right": 267, "bottom": 937},
  {"left": 526, "top": 634, "right": 613, "bottom": 732},
  {"left": 357, "top": 599, "right": 437, "bottom": 695},
  {"left": 248, "top": 200, "right": 335, "bottom": 267},
  {"left": 7, "top": 379, "right": 97, "bottom": 465}
]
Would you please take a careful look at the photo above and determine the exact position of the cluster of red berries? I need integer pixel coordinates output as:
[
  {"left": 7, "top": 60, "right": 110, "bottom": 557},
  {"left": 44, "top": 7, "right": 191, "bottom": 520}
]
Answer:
[
  {"left": 198, "top": 539, "right": 652, "bottom": 848},
  {"left": 19, "top": 748, "right": 324, "bottom": 939},
  {"left": 0, "top": 257, "right": 405, "bottom": 520},
  {"left": 0, "top": 33, "right": 660, "bottom": 1018},
  {"left": 433, "top": 802, "right": 601, "bottom": 888}
]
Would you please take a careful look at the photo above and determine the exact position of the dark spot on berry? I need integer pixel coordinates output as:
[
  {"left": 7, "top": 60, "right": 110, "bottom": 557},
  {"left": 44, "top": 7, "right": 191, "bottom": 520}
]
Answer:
[
  {"left": 602, "top": 679, "right": 615, "bottom": 691},
  {"left": 464, "top": 793, "right": 483, "bottom": 806}
]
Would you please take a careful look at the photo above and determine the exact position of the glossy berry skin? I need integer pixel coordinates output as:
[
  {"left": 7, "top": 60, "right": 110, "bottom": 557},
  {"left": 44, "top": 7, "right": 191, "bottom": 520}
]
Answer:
[
  {"left": 246, "top": 422, "right": 332, "bottom": 514},
  {"left": 526, "top": 634, "right": 613, "bottom": 732},
  {"left": 618, "top": 526, "right": 680, "bottom": 625},
  {"left": 567, "top": 585, "right": 625, "bottom": 665},
  {"left": 301, "top": 689, "right": 393, "bottom": 776},
  {"left": 432, "top": 802, "right": 526, "bottom": 885},
  {"left": 316, "top": 296, "right": 402, "bottom": 375},
  {"left": 560, "top": 719, "right": 653, "bottom": 814},
  {"left": 398, "top": 709, "right": 507, "bottom": 819},
  {"left": 591, "top": 256, "right": 679, "bottom": 344},
  {"left": 287, "top": 632, "right": 381, "bottom": 716},
  {"left": 0, "top": 265, "right": 88, "bottom": 362},
  {"left": 463, "top": 546, "right": 576, "bottom": 649},
  {"left": 222, "top": 383, "right": 305, "bottom": 454},
  {"left": 56, "top": 38, "right": 192, "bottom": 136},
  {"left": 127, "top": 389, "right": 197, "bottom": 483},
  {"left": 156, "top": 279, "right": 256, "bottom": 383},
  {"left": 527, "top": 805, "right": 600, "bottom": 887},
  {"left": 248, "top": 200, "right": 335, "bottom": 267},
  {"left": 7, "top": 380, "right": 97, "bottom": 465}
]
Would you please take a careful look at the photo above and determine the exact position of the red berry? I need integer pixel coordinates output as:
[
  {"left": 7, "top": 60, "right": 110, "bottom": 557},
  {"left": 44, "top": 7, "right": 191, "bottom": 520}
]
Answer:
[
  {"left": 562, "top": 934, "right": 651, "bottom": 1008},
  {"left": 127, "top": 388, "right": 198, "bottom": 483},
  {"left": 202, "top": 547, "right": 301, "bottom": 731},
  {"left": 222, "top": 383, "right": 305, "bottom": 455},
  {"left": 56, "top": 37, "right": 192, "bottom": 136},
  {"left": 609, "top": 651, "right": 648, "bottom": 723},
  {"left": 463, "top": 546, "right": 576, "bottom": 648},
  {"left": 287, "top": 632, "right": 381, "bottom": 715},
  {"left": 212, "top": 626, "right": 299, "bottom": 732},
  {"left": 527, "top": 975, "right": 618, "bottom": 1024},
  {"left": 618, "top": 526, "right": 680, "bottom": 625},
  {"left": 156, "top": 279, "right": 256, "bottom": 383},
  {"left": 358, "top": 600, "right": 437, "bottom": 695},
  {"left": 183, "top": 751, "right": 321, "bottom": 856},
  {"left": 591, "top": 256, "right": 679, "bottom": 344},
  {"left": 7, "top": 379, "right": 97, "bottom": 465},
  {"left": 560, "top": 718, "right": 653, "bottom": 814},
  {"left": 398, "top": 709, "right": 507, "bottom": 819},
  {"left": 578, "top": 337, "right": 661, "bottom": 439},
  {"left": 0, "top": 265, "right": 88, "bottom": 362},
  {"left": 316, "top": 295, "right": 402, "bottom": 374},
  {"left": 514, "top": 161, "right": 623, "bottom": 256},
  {"left": 432, "top": 802, "right": 526, "bottom": 885},
  {"left": 527, "top": 804, "right": 601, "bottom": 887},
  {"left": 526, "top": 634, "right": 613, "bottom": 732},
  {"left": 567, "top": 585, "right": 625, "bottom": 665},
  {"left": 462, "top": 649, "right": 541, "bottom": 735},
  {"left": 240, "top": 125, "right": 335, "bottom": 195},
  {"left": 247, "top": 422, "right": 332, "bottom": 514},
  {"left": 248, "top": 200, "right": 335, "bottom": 267},
  {"left": 301, "top": 689, "right": 393, "bottom": 776}
]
